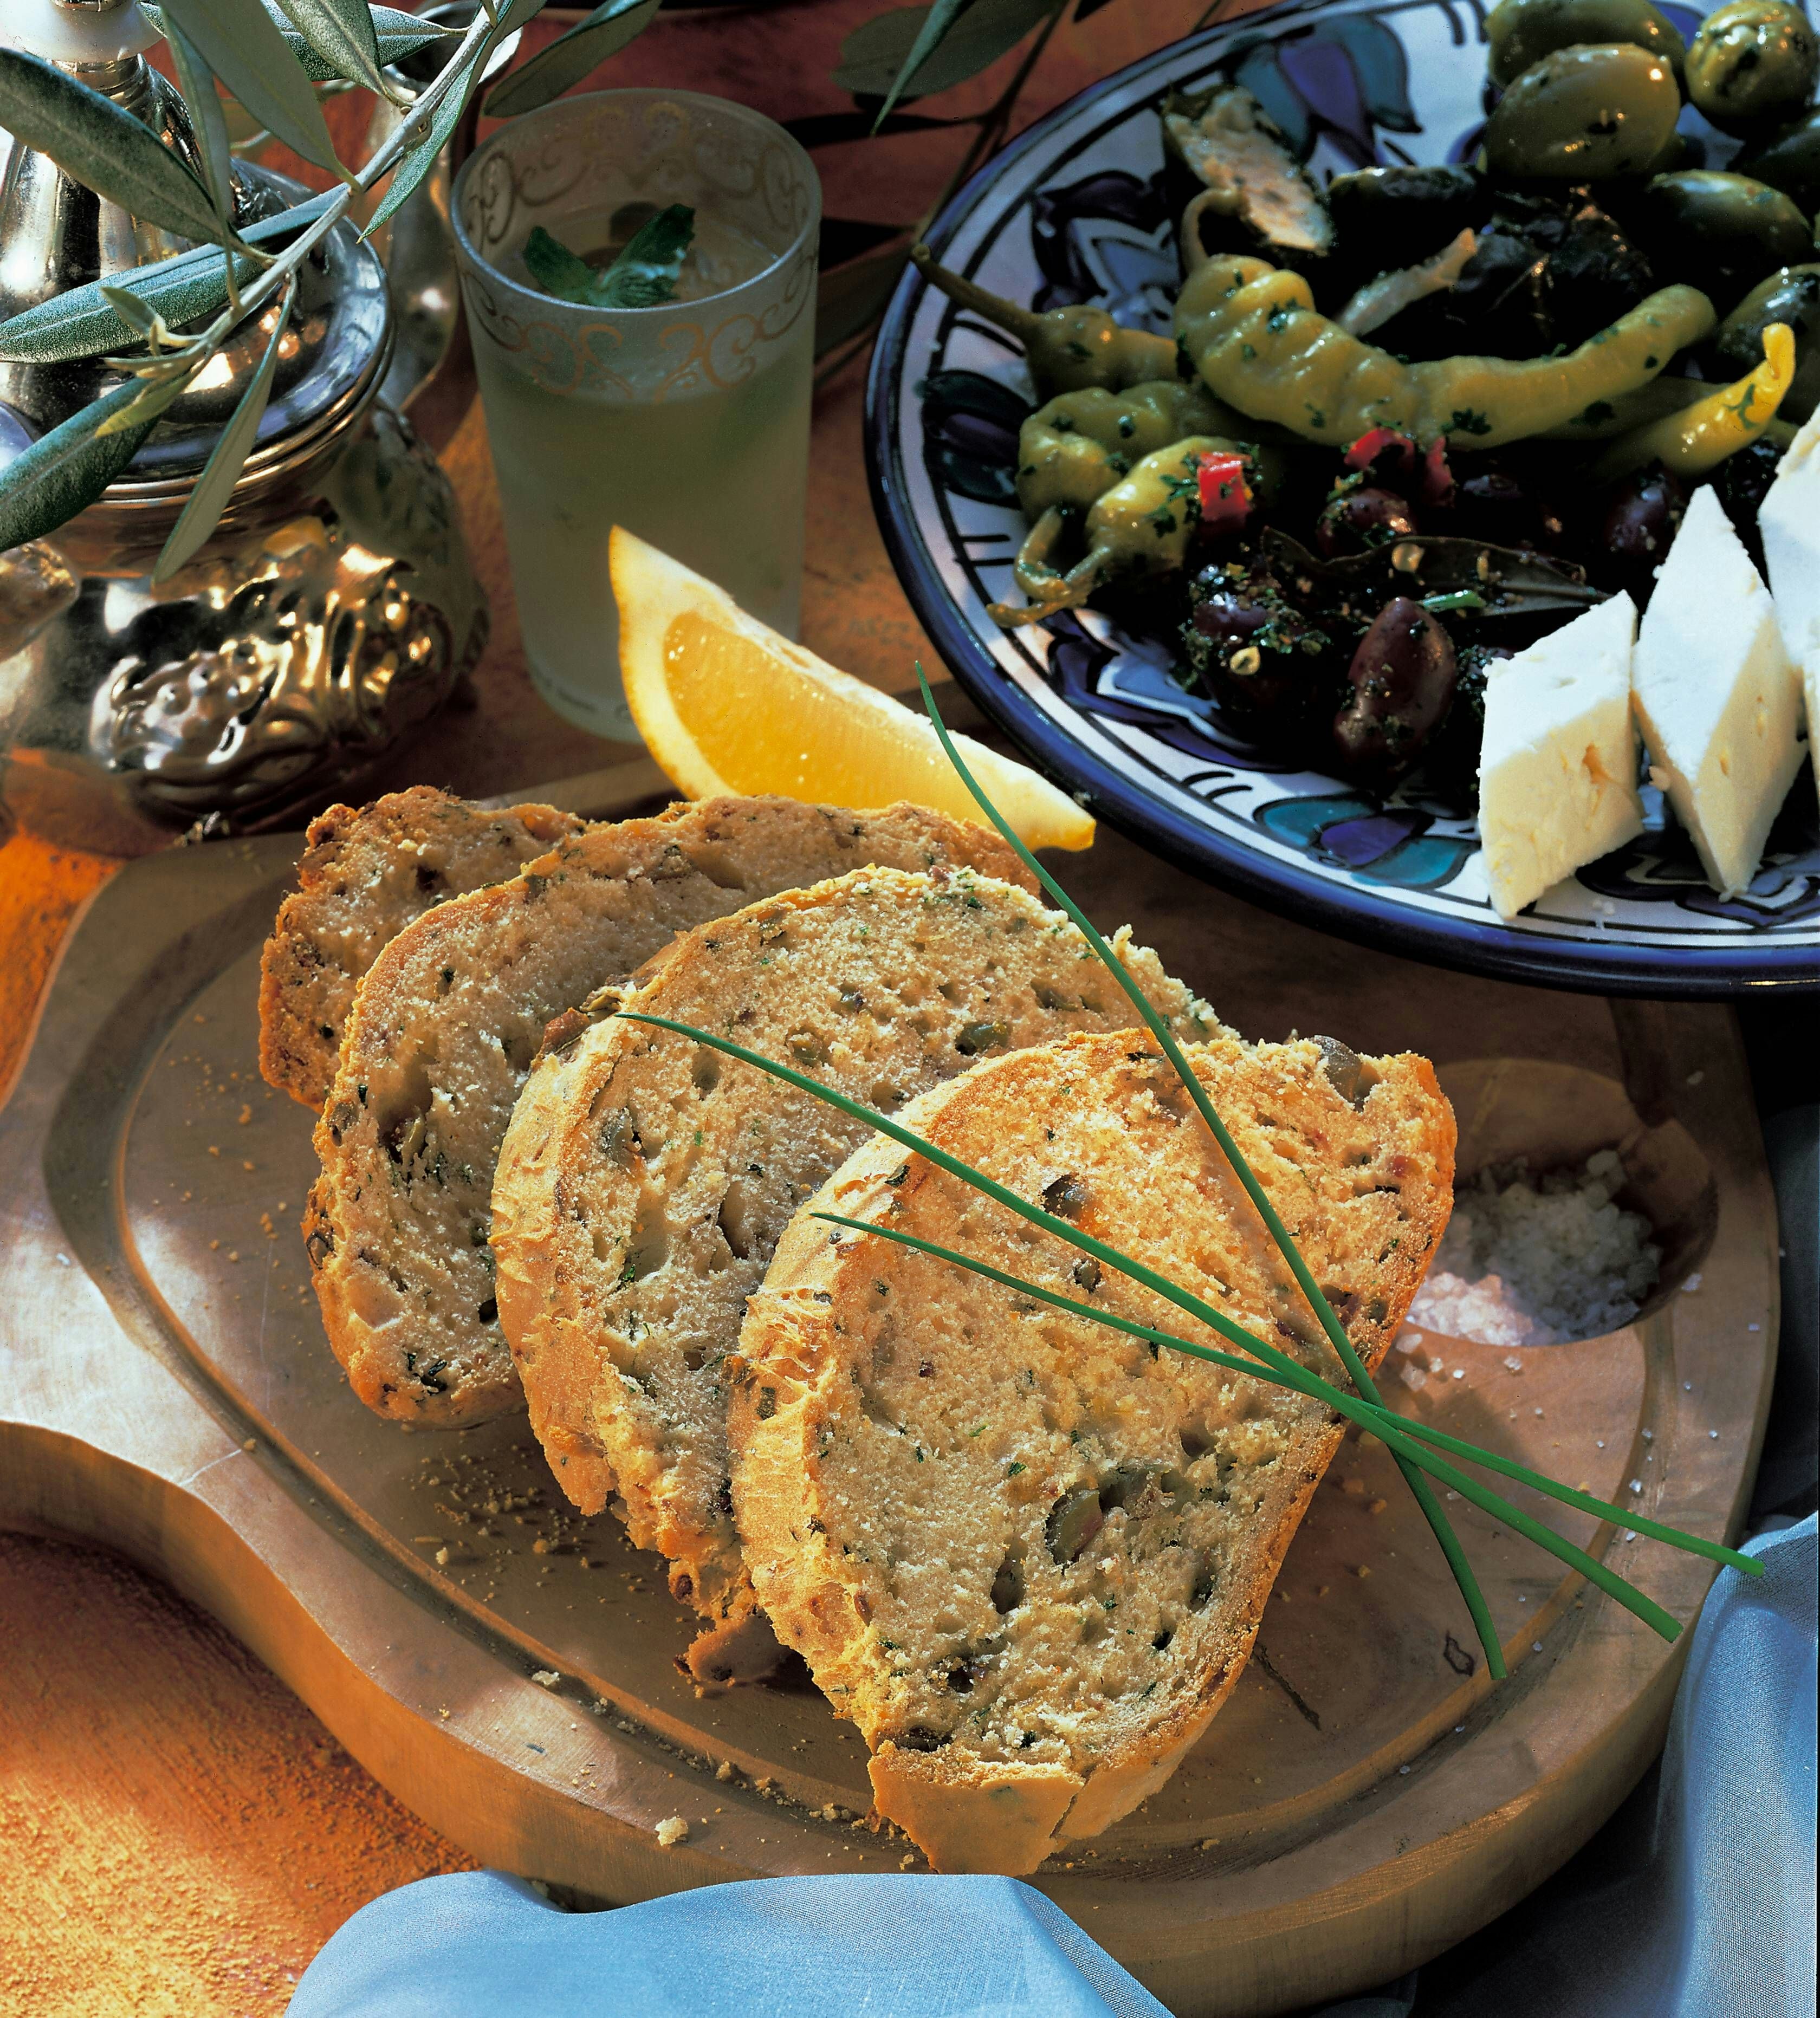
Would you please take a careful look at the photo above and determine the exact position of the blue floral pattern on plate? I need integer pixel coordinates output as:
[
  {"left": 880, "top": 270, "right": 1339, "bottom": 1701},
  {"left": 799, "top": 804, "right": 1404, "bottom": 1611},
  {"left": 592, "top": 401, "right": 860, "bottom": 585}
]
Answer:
[{"left": 866, "top": 0, "right": 1820, "bottom": 996}]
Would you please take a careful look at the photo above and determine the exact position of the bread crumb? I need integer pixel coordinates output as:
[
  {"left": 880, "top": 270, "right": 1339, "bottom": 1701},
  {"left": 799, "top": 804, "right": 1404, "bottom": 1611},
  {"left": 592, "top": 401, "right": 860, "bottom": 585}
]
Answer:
[
  {"left": 1355, "top": 1565, "right": 1372, "bottom": 1579},
  {"left": 531, "top": 1669, "right": 561, "bottom": 1688},
  {"left": 433, "top": 1548, "right": 448, "bottom": 1567},
  {"left": 655, "top": 1817, "right": 689, "bottom": 1847}
]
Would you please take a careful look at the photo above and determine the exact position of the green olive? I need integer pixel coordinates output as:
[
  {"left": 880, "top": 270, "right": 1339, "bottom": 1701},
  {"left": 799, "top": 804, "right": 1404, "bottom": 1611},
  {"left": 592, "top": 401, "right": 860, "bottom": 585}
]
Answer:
[
  {"left": 1733, "top": 103, "right": 1820, "bottom": 211},
  {"left": 1686, "top": 0, "right": 1819, "bottom": 136},
  {"left": 1484, "top": 43, "right": 1682, "bottom": 180},
  {"left": 1486, "top": 0, "right": 1687, "bottom": 87},
  {"left": 1714, "top": 262, "right": 1820, "bottom": 418},
  {"left": 1637, "top": 168, "right": 1814, "bottom": 299}
]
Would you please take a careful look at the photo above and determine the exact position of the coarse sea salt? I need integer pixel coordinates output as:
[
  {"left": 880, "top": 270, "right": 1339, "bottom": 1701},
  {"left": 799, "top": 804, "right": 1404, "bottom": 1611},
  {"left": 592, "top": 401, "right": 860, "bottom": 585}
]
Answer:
[{"left": 1407, "top": 1150, "right": 1660, "bottom": 1348}]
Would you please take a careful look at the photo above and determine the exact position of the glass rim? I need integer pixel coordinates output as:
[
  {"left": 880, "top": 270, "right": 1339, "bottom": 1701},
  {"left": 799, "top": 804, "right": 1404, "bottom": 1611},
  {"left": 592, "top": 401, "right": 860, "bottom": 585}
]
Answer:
[{"left": 450, "top": 87, "right": 820, "bottom": 322}]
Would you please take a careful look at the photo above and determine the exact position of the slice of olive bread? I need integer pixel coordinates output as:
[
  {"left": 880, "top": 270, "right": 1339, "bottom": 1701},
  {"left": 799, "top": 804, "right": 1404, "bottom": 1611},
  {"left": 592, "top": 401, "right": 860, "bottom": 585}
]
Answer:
[
  {"left": 261, "top": 787, "right": 585, "bottom": 1109},
  {"left": 729, "top": 1029, "right": 1453, "bottom": 1874},
  {"left": 305, "top": 799, "right": 1035, "bottom": 1428},
  {"left": 490, "top": 866, "right": 1222, "bottom": 1685}
]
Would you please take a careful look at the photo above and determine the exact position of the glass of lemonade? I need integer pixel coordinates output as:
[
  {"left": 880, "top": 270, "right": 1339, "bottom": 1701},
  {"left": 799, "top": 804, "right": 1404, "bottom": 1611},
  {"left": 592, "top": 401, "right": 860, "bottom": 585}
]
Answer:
[{"left": 452, "top": 90, "right": 819, "bottom": 742}]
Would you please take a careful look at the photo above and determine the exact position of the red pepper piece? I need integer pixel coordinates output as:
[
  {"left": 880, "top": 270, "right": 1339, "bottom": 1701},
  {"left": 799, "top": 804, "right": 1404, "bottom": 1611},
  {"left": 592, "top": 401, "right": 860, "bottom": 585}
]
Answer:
[
  {"left": 1420, "top": 434, "right": 1456, "bottom": 508},
  {"left": 1196, "top": 450, "right": 1252, "bottom": 536},
  {"left": 1343, "top": 427, "right": 1417, "bottom": 475}
]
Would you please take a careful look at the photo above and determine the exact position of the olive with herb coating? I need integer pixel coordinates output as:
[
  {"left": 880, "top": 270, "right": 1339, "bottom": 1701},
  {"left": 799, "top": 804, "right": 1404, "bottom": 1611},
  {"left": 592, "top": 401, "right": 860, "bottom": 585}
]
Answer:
[
  {"left": 1183, "top": 557, "right": 1337, "bottom": 729},
  {"left": 1332, "top": 598, "right": 1459, "bottom": 782},
  {"left": 1315, "top": 483, "right": 1417, "bottom": 557},
  {"left": 1487, "top": 0, "right": 1688, "bottom": 86},
  {"left": 1715, "top": 264, "right": 1820, "bottom": 419},
  {"left": 1447, "top": 467, "right": 1568, "bottom": 550},
  {"left": 1686, "top": 0, "right": 1819, "bottom": 137},
  {"left": 1598, "top": 458, "right": 1687, "bottom": 595},
  {"left": 1733, "top": 105, "right": 1820, "bottom": 213},
  {"left": 1636, "top": 169, "right": 1813, "bottom": 300},
  {"left": 1484, "top": 44, "right": 1682, "bottom": 182}
]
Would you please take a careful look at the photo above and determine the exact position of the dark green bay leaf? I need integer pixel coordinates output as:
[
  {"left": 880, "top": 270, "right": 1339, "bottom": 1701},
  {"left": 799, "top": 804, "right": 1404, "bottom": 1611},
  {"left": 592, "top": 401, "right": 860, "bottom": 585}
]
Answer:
[
  {"left": 0, "top": 374, "right": 189, "bottom": 554},
  {"left": 159, "top": 0, "right": 345, "bottom": 176},
  {"left": 156, "top": 286, "right": 293, "bottom": 580},
  {"left": 484, "top": 0, "right": 660, "bottom": 119},
  {"left": 0, "top": 48, "right": 226, "bottom": 245},
  {"left": 0, "top": 196, "right": 334, "bottom": 364}
]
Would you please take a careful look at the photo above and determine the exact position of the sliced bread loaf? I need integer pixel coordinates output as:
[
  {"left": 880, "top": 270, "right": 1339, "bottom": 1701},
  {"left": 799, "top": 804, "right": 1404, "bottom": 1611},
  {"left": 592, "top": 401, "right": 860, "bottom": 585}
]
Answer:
[
  {"left": 305, "top": 799, "right": 1034, "bottom": 1429},
  {"left": 260, "top": 787, "right": 585, "bottom": 1110},
  {"left": 490, "top": 867, "right": 1221, "bottom": 1684},
  {"left": 728, "top": 1029, "right": 1453, "bottom": 1873}
]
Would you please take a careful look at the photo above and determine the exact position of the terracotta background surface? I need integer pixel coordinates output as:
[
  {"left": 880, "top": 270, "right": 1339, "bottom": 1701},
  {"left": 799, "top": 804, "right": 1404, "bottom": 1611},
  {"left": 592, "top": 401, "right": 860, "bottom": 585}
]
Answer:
[{"left": 0, "top": 4, "right": 1234, "bottom": 2010}]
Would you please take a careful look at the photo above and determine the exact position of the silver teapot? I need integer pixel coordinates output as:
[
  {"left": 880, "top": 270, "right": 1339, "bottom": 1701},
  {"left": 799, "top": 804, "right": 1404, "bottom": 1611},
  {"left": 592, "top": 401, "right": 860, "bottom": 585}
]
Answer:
[{"left": 0, "top": 0, "right": 490, "bottom": 842}]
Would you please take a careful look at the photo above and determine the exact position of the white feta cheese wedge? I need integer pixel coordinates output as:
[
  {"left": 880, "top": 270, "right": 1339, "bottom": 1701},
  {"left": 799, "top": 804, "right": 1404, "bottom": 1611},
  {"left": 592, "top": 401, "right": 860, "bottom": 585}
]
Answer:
[
  {"left": 1633, "top": 485, "right": 1804, "bottom": 899},
  {"left": 1479, "top": 591, "right": 1643, "bottom": 920},
  {"left": 1757, "top": 408, "right": 1820, "bottom": 783}
]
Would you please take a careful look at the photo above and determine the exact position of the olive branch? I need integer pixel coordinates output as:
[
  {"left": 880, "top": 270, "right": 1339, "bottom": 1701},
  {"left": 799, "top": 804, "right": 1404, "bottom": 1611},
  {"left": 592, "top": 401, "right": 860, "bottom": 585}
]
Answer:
[{"left": 0, "top": 0, "right": 1163, "bottom": 566}]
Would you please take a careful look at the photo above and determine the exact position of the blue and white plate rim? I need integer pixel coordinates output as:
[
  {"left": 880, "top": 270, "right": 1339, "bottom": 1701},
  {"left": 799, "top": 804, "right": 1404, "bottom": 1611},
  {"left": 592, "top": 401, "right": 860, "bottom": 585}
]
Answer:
[{"left": 864, "top": 0, "right": 1820, "bottom": 998}]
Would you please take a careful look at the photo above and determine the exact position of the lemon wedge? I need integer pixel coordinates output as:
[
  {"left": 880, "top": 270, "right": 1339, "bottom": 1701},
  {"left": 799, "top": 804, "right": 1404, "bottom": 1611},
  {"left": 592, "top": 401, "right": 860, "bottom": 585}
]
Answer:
[{"left": 612, "top": 528, "right": 1095, "bottom": 852}]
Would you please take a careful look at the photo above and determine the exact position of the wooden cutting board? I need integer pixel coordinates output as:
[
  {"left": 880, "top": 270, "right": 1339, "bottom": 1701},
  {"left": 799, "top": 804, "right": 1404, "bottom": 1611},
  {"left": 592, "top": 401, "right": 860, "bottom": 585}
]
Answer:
[{"left": 0, "top": 780, "right": 1777, "bottom": 2018}]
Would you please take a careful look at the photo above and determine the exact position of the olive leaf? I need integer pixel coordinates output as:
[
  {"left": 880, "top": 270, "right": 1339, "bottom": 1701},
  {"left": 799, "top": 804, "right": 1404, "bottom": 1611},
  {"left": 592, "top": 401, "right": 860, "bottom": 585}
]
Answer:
[
  {"left": 143, "top": 3, "right": 455, "bottom": 82},
  {"left": 165, "top": 22, "right": 244, "bottom": 263},
  {"left": 835, "top": 0, "right": 1061, "bottom": 120},
  {"left": 158, "top": 0, "right": 346, "bottom": 178},
  {"left": 1262, "top": 528, "right": 1607, "bottom": 619},
  {"left": 268, "top": 0, "right": 393, "bottom": 101},
  {"left": 814, "top": 237, "right": 912, "bottom": 355},
  {"left": 154, "top": 285, "right": 294, "bottom": 581},
  {"left": 365, "top": 0, "right": 546, "bottom": 235},
  {"left": 0, "top": 196, "right": 334, "bottom": 364},
  {"left": 0, "top": 48, "right": 228, "bottom": 247},
  {"left": 484, "top": 0, "right": 660, "bottom": 119},
  {"left": 0, "top": 374, "right": 191, "bottom": 554}
]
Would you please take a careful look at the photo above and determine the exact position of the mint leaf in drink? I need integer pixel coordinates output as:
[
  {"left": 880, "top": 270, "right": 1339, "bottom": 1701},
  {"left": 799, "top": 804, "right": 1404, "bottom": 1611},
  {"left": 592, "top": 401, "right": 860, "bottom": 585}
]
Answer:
[
  {"left": 521, "top": 207, "right": 698, "bottom": 310},
  {"left": 593, "top": 204, "right": 696, "bottom": 308},
  {"left": 523, "top": 225, "right": 601, "bottom": 306}
]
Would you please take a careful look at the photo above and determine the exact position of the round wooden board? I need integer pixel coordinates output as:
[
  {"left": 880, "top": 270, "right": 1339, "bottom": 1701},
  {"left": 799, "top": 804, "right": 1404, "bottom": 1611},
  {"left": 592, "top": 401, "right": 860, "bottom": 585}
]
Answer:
[{"left": 0, "top": 797, "right": 1778, "bottom": 2017}]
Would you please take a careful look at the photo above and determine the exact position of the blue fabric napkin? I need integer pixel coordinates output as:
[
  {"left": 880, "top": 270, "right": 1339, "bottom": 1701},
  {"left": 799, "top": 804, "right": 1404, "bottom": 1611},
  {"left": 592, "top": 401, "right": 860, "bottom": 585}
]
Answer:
[
  {"left": 290, "top": 1111, "right": 1818, "bottom": 2018},
  {"left": 286, "top": 1526, "right": 1813, "bottom": 2018}
]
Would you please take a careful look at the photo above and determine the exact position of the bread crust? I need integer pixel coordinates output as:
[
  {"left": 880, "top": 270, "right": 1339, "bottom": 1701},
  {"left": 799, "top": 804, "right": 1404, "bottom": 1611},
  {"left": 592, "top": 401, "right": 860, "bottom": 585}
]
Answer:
[
  {"left": 305, "top": 798, "right": 1033, "bottom": 1427},
  {"left": 260, "top": 787, "right": 585, "bottom": 1111},
  {"left": 490, "top": 866, "right": 1219, "bottom": 1683},
  {"left": 729, "top": 1031, "right": 1453, "bottom": 1873}
]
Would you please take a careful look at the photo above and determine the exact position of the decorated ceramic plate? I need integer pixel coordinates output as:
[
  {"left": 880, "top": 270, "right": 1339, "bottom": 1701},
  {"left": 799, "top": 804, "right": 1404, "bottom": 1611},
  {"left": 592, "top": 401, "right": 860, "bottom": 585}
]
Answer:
[{"left": 866, "top": 0, "right": 1820, "bottom": 996}]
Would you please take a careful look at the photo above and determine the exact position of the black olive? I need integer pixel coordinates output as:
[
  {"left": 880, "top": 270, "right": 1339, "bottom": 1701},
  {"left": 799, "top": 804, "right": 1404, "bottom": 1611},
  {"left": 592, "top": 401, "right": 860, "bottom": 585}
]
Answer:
[
  {"left": 1712, "top": 436, "right": 1785, "bottom": 569},
  {"left": 1423, "top": 642, "right": 1514, "bottom": 802},
  {"left": 1315, "top": 484, "right": 1417, "bottom": 557},
  {"left": 1190, "top": 589, "right": 1273, "bottom": 647},
  {"left": 1599, "top": 459, "right": 1687, "bottom": 599},
  {"left": 1447, "top": 468, "right": 1546, "bottom": 548},
  {"left": 1332, "top": 598, "right": 1459, "bottom": 783}
]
